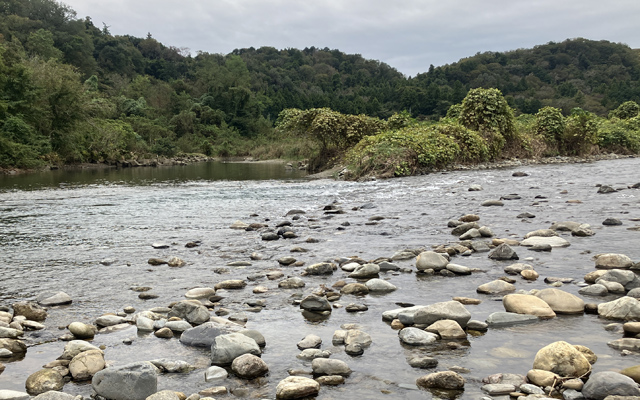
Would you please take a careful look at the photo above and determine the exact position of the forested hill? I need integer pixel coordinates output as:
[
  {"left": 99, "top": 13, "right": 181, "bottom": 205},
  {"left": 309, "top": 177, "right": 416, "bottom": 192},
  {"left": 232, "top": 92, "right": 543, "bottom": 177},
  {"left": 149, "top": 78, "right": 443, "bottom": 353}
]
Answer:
[{"left": 1, "top": 0, "right": 640, "bottom": 169}]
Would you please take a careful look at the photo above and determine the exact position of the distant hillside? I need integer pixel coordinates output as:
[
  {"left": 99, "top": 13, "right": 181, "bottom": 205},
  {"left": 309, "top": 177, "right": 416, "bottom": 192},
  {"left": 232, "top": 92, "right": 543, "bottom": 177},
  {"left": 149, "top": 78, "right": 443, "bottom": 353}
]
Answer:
[{"left": 407, "top": 38, "right": 640, "bottom": 117}]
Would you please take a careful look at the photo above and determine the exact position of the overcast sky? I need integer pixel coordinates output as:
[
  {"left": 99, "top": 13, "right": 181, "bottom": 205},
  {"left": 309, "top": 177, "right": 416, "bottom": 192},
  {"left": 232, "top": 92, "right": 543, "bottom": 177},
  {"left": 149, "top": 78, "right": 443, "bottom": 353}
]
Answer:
[{"left": 61, "top": 0, "right": 640, "bottom": 77}]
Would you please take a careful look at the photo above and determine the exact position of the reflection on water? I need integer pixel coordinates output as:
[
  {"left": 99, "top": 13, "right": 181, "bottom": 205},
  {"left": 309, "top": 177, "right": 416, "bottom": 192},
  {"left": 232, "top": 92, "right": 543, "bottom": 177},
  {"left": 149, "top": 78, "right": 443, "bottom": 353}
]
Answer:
[
  {"left": 0, "top": 161, "right": 307, "bottom": 191},
  {"left": 0, "top": 158, "right": 639, "bottom": 398}
]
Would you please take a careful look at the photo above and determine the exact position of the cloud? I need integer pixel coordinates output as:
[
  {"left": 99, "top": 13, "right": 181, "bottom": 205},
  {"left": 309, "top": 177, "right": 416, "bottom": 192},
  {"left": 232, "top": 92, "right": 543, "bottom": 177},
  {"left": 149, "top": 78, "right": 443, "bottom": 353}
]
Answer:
[{"left": 62, "top": 0, "right": 640, "bottom": 76}]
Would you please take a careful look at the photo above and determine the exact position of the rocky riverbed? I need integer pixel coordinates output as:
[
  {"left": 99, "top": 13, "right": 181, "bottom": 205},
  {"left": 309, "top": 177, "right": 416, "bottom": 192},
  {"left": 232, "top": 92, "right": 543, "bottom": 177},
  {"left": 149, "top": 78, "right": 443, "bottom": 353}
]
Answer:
[{"left": 1, "top": 157, "right": 640, "bottom": 399}]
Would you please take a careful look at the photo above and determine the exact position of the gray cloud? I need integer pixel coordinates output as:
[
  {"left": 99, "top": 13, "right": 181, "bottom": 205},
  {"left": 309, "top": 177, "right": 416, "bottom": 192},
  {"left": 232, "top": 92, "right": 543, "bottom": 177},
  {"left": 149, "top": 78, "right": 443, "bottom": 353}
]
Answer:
[{"left": 63, "top": 0, "right": 640, "bottom": 76}]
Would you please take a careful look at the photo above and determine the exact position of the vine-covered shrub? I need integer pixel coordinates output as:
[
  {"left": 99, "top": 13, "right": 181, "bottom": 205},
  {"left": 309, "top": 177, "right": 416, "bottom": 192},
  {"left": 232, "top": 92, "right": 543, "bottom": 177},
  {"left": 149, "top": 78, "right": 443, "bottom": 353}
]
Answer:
[
  {"left": 458, "top": 88, "right": 516, "bottom": 159},
  {"left": 435, "top": 119, "right": 490, "bottom": 163},
  {"left": 346, "top": 126, "right": 459, "bottom": 177},
  {"left": 535, "top": 107, "right": 565, "bottom": 146},
  {"left": 563, "top": 108, "right": 598, "bottom": 155},
  {"left": 597, "top": 117, "right": 640, "bottom": 153},
  {"left": 609, "top": 101, "right": 640, "bottom": 120}
]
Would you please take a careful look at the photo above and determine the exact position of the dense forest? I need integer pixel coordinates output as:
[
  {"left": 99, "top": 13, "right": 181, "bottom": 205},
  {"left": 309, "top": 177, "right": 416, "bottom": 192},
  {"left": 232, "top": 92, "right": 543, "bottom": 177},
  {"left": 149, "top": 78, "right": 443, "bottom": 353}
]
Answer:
[{"left": 1, "top": 0, "right": 640, "bottom": 170}]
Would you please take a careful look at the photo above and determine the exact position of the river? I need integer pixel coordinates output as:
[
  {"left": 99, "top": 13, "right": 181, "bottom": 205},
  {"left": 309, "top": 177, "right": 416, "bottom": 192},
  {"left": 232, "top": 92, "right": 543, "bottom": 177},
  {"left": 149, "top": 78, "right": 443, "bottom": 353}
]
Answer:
[{"left": 0, "top": 158, "right": 639, "bottom": 399}]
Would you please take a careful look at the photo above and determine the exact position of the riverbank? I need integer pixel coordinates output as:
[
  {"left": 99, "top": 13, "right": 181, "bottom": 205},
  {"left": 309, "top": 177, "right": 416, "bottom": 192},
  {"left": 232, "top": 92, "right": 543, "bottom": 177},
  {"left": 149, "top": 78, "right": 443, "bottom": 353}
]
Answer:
[{"left": 1, "top": 157, "right": 640, "bottom": 398}]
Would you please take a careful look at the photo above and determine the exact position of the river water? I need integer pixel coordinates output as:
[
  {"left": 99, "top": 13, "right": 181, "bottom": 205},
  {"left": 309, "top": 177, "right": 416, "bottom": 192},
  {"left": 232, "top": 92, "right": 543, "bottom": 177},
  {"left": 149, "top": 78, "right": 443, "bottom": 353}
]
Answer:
[{"left": 0, "top": 158, "right": 639, "bottom": 399}]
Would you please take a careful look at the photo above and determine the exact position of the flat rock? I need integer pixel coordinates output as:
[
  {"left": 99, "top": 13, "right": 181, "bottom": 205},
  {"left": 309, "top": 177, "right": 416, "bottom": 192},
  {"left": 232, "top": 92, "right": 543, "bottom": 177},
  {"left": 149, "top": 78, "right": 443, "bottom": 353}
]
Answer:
[
  {"left": 91, "top": 361, "right": 157, "bottom": 400},
  {"left": 503, "top": 294, "right": 556, "bottom": 319},
  {"left": 275, "top": 376, "right": 319, "bottom": 399},
  {"left": 486, "top": 312, "right": 538, "bottom": 327},
  {"left": 416, "top": 251, "right": 449, "bottom": 271},
  {"left": 534, "top": 288, "right": 584, "bottom": 314},
  {"left": 521, "top": 236, "right": 570, "bottom": 248},
  {"left": 210, "top": 333, "right": 260, "bottom": 365},
  {"left": 416, "top": 371, "right": 465, "bottom": 390},
  {"left": 36, "top": 292, "right": 72, "bottom": 306},
  {"left": 398, "top": 327, "right": 438, "bottom": 346},
  {"left": 595, "top": 253, "right": 634, "bottom": 269},
  {"left": 311, "top": 358, "right": 351, "bottom": 376},
  {"left": 477, "top": 280, "right": 516, "bottom": 294}
]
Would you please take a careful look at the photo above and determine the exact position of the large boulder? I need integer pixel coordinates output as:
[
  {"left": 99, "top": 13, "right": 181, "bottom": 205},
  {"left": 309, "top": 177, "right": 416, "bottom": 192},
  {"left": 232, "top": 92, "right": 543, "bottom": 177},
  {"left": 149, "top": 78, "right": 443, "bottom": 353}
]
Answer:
[
  {"left": 595, "top": 253, "right": 634, "bottom": 269},
  {"left": 503, "top": 294, "right": 556, "bottom": 319},
  {"left": 92, "top": 362, "right": 157, "bottom": 400},
  {"left": 69, "top": 349, "right": 105, "bottom": 380},
  {"left": 416, "top": 371, "right": 465, "bottom": 390},
  {"left": 12, "top": 302, "right": 47, "bottom": 322},
  {"left": 405, "top": 301, "right": 471, "bottom": 328},
  {"left": 25, "top": 369, "right": 64, "bottom": 395},
  {"left": 598, "top": 296, "right": 640, "bottom": 320},
  {"left": 532, "top": 341, "right": 591, "bottom": 378},
  {"left": 276, "top": 376, "right": 320, "bottom": 399},
  {"left": 210, "top": 333, "right": 260, "bottom": 365},
  {"left": 231, "top": 354, "right": 269, "bottom": 379},
  {"left": 598, "top": 269, "right": 640, "bottom": 290},
  {"left": 168, "top": 300, "right": 210, "bottom": 325},
  {"left": 582, "top": 371, "right": 640, "bottom": 399},
  {"left": 416, "top": 251, "right": 448, "bottom": 271},
  {"left": 534, "top": 288, "right": 584, "bottom": 314}
]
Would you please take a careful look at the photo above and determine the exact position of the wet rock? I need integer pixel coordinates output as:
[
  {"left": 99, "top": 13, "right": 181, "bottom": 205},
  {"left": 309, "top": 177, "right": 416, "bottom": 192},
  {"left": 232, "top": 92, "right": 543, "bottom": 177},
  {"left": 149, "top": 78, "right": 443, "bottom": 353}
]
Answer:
[
  {"left": 526, "top": 369, "right": 560, "bottom": 387},
  {"left": 145, "top": 390, "right": 181, "bottom": 400},
  {"left": 398, "top": 327, "right": 438, "bottom": 346},
  {"left": 481, "top": 383, "right": 515, "bottom": 395},
  {"left": 204, "top": 365, "right": 228, "bottom": 382},
  {"left": 276, "top": 376, "right": 319, "bottom": 399},
  {"left": 608, "top": 338, "right": 640, "bottom": 351},
  {"left": 36, "top": 292, "right": 72, "bottom": 306},
  {"left": 416, "top": 371, "right": 465, "bottom": 390},
  {"left": 179, "top": 321, "right": 240, "bottom": 347},
  {"left": 279, "top": 277, "right": 305, "bottom": 289},
  {"left": 603, "top": 218, "right": 623, "bottom": 226},
  {"left": 300, "top": 295, "right": 331, "bottom": 312},
  {"left": 154, "top": 327, "right": 174, "bottom": 338},
  {"left": 452, "top": 297, "right": 482, "bottom": 305},
  {"left": 425, "top": 319, "right": 466, "bottom": 339},
  {"left": 297, "top": 349, "right": 331, "bottom": 360},
  {"left": 345, "top": 303, "right": 368, "bottom": 312},
  {"left": 446, "top": 263, "right": 472, "bottom": 275},
  {"left": 165, "top": 320, "right": 192, "bottom": 333},
  {"left": 0, "top": 327, "right": 22, "bottom": 339},
  {"left": 304, "top": 263, "right": 334, "bottom": 275},
  {"left": 168, "top": 301, "right": 210, "bottom": 325},
  {"left": 579, "top": 284, "right": 608, "bottom": 296},
  {"left": 0, "top": 390, "right": 30, "bottom": 400},
  {"left": 550, "top": 221, "right": 582, "bottom": 231},
  {"left": 278, "top": 256, "right": 297, "bottom": 266},
  {"left": 468, "top": 184, "right": 483, "bottom": 191},
  {"left": 521, "top": 269, "right": 540, "bottom": 279},
  {"left": 597, "top": 185, "right": 617, "bottom": 194},
  {"left": 261, "top": 232, "right": 279, "bottom": 241},
  {"left": 60, "top": 340, "right": 101, "bottom": 360},
  {"left": 534, "top": 288, "right": 584, "bottom": 314},
  {"left": 149, "top": 359, "right": 194, "bottom": 373},
  {"left": 68, "top": 321, "right": 96, "bottom": 339},
  {"left": 365, "top": 279, "right": 397, "bottom": 292},
  {"left": 136, "top": 316, "right": 155, "bottom": 332},
  {"left": 167, "top": 257, "right": 186, "bottom": 267},
  {"left": 92, "top": 361, "right": 157, "bottom": 400},
  {"left": 488, "top": 243, "right": 518, "bottom": 260},
  {"left": 521, "top": 236, "right": 570, "bottom": 248},
  {"left": 147, "top": 258, "right": 167, "bottom": 266},
  {"left": 95, "top": 314, "right": 126, "bottom": 327},
  {"left": 583, "top": 371, "right": 640, "bottom": 399},
  {"left": 69, "top": 349, "right": 105, "bottom": 380},
  {"left": 0, "top": 338, "right": 25, "bottom": 356},
  {"left": 416, "top": 251, "right": 449, "bottom": 271},
  {"left": 532, "top": 341, "right": 591, "bottom": 377},
  {"left": 211, "top": 333, "right": 260, "bottom": 365},
  {"left": 344, "top": 329, "right": 372, "bottom": 348},
  {"left": 340, "top": 283, "right": 369, "bottom": 295},
  {"left": 517, "top": 212, "right": 536, "bottom": 218},
  {"left": 595, "top": 253, "right": 634, "bottom": 269},
  {"left": 12, "top": 302, "right": 47, "bottom": 322},
  {"left": 598, "top": 297, "right": 640, "bottom": 320},
  {"left": 348, "top": 263, "right": 380, "bottom": 279},
  {"left": 467, "top": 320, "right": 488, "bottom": 331},
  {"left": 486, "top": 312, "right": 538, "bottom": 327},
  {"left": 25, "top": 369, "right": 64, "bottom": 395},
  {"left": 231, "top": 354, "right": 268, "bottom": 379},
  {"left": 451, "top": 222, "right": 480, "bottom": 236},
  {"left": 239, "top": 329, "right": 266, "bottom": 347},
  {"left": 620, "top": 365, "right": 640, "bottom": 384},
  {"left": 408, "top": 356, "right": 438, "bottom": 369},
  {"left": 503, "top": 294, "right": 556, "bottom": 319},
  {"left": 477, "top": 280, "right": 516, "bottom": 294},
  {"left": 185, "top": 287, "right": 216, "bottom": 299},
  {"left": 481, "top": 200, "right": 504, "bottom": 207},
  {"left": 598, "top": 269, "right": 639, "bottom": 290},
  {"left": 297, "top": 334, "right": 322, "bottom": 350},
  {"left": 316, "top": 375, "right": 344, "bottom": 385},
  {"left": 311, "top": 358, "right": 351, "bottom": 376},
  {"left": 408, "top": 301, "right": 471, "bottom": 327},
  {"left": 459, "top": 228, "right": 481, "bottom": 240}
]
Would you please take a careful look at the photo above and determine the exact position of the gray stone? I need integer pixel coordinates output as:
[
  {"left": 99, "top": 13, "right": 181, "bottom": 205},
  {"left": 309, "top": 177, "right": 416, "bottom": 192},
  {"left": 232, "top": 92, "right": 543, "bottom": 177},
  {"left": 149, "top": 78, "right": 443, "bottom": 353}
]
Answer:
[
  {"left": 36, "top": 292, "right": 72, "bottom": 306},
  {"left": 25, "top": 369, "right": 64, "bottom": 395},
  {"left": 596, "top": 254, "right": 634, "bottom": 269},
  {"left": 210, "top": 333, "right": 260, "bottom": 365},
  {"left": 180, "top": 321, "right": 240, "bottom": 347},
  {"left": 231, "top": 354, "right": 268, "bottom": 379},
  {"left": 311, "top": 358, "right": 351, "bottom": 376},
  {"left": 275, "top": 376, "right": 319, "bottom": 399},
  {"left": 344, "top": 329, "right": 372, "bottom": 348},
  {"left": 451, "top": 222, "right": 480, "bottom": 236},
  {"left": 168, "top": 300, "right": 210, "bottom": 325},
  {"left": 599, "top": 269, "right": 640, "bottom": 290},
  {"left": 488, "top": 243, "right": 519, "bottom": 260},
  {"left": 582, "top": 371, "right": 640, "bottom": 399},
  {"left": 0, "top": 391, "right": 30, "bottom": 400},
  {"left": 579, "top": 284, "right": 609, "bottom": 296},
  {"left": 416, "top": 251, "right": 449, "bottom": 271},
  {"left": 405, "top": 301, "right": 471, "bottom": 327},
  {"left": 68, "top": 321, "right": 95, "bottom": 339},
  {"left": 485, "top": 312, "right": 539, "bottom": 327},
  {"left": 481, "top": 383, "right": 516, "bottom": 395},
  {"left": 304, "top": 262, "right": 334, "bottom": 275},
  {"left": 95, "top": 315, "right": 126, "bottom": 327},
  {"left": 69, "top": 349, "right": 105, "bottom": 380},
  {"left": 146, "top": 391, "right": 180, "bottom": 400},
  {"left": 185, "top": 287, "right": 216, "bottom": 299},
  {"left": 365, "top": 278, "right": 397, "bottom": 292},
  {"left": 297, "top": 334, "right": 322, "bottom": 350},
  {"left": 504, "top": 263, "right": 533, "bottom": 275},
  {"left": 297, "top": 349, "right": 331, "bottom": 360},
  {"left": 446, "top": 263, "right": 472, "bottom": 275},
  {"left": 60, "top": 340, "right": 101, "bottom": 360},
  {"left": 407, "top": 356, "right": 438, "bottom": 369},
  {"left": 382, "top": 305, "right": 423, "bottom": 322},
  {"left": 398, "top": 327, "right": 438, "bottom": 345},
  {"left": 598, "top": 297, "right": 640, "bottom": 320},
  {"left": 477, "top": 280, "right": 516, "bottom": 294},
  {"left": 204, "top": 365, "right": 228, "bottom": 382},
  {"left": 521, "top": 236, "right": 570, "bottom": 248},
  {"left": 348, "top": 263, "right": 380, "bottom": 279},
  {"left": 278, "top": 277, "right": 305, "bottom": 289},
  {"left": 608, "top": 338, "right": 640, "bottom": 351},
  {"left": 32, "top": 392, "right": 78, "bottom": 400},
  {"left": 91, "top": 361, "right": 157, "bottom": 400},
  {"left": 165, "top": 320, "right": 192, "bottom": 332},
  {"left": 239, "top": 329, "right": 266, "bottom": 347},
  {"left": 416, "top": 371, "right": 465, "bottom": 390},
  {"left": 300, "top": 295, "right": 331, "bottom": 312},
  {"left": 149, "top": 359, "right": 194, "bottom": 373}
]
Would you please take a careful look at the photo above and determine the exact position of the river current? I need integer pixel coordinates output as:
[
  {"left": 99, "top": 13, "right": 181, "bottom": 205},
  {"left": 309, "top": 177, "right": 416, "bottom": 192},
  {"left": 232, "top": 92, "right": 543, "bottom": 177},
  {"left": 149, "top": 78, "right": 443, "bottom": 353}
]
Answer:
[{"left": 0, "top": 158, "right": 639, "bottom": 399}]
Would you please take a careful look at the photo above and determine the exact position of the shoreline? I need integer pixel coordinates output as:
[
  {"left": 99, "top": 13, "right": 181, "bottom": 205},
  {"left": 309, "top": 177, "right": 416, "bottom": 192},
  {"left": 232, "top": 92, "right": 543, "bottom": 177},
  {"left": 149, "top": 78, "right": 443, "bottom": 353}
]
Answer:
[{"left": 1, "top": 152, "right": 635, "bottom": 179}]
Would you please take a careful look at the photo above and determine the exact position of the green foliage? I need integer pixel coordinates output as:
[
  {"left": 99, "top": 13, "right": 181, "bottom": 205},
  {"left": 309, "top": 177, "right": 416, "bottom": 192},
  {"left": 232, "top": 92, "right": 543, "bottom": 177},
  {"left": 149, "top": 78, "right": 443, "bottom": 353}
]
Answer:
[
  {"left": 562, "top": 108, "right": 598, "bottom": 155},
  {"left": 436, "top": 119, "right": 490, "bottom": 163},
  {"left": 609, "top": 101, "right": 640, "bottom": 119},
  {"left": 535, "top": 106, "right": 565, "bottom": 145},
  {"left": 346, "top": 125, "right": 459, "bottom": 177},
  {"left": 597, "top": 117, "right": 640, "bottom": 153},
  {"left": 446, "top": 103, "right": 462, "bottom": 119},
  {"left": 459, "top": 88, "right": 515, "bottom": 158},
  {"left": 387, "top": 110, "right": 414, "bottom": 130}
]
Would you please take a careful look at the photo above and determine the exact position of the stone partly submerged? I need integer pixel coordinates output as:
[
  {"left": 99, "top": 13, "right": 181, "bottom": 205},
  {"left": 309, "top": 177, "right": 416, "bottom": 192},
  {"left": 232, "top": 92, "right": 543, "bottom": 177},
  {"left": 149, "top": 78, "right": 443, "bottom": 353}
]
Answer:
[
  {"left": 532, "top": 341, "right": 592, "bottom": 378},
  {"left": 91, "top": 361, "right": 158, "bottom": 400}
]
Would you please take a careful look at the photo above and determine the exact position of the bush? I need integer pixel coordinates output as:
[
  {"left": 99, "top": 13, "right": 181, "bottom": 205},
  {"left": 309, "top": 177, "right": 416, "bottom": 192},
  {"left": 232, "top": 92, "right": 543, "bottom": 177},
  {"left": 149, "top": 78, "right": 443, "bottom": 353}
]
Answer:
[
  {"left": 609, "top": 101, "right": 640, "bottom": 120},
  {"left": 535, "top": 107, "right": 565, "bottom": 145},
  {"left": 597, "top": 118, "right": 640, "bottom": 153},
  {"left": 346, "top": 125, "right": 459, "bottom": 178},
  {"left": 435, "top": 119, "right": 490, "bottom": 163},
  {"left": 562, "top": 108, "right": 598, "bottom": 155}
]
